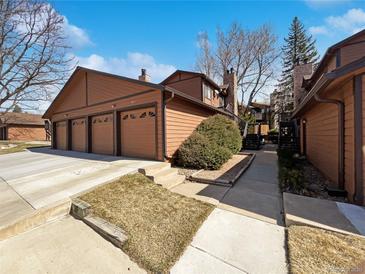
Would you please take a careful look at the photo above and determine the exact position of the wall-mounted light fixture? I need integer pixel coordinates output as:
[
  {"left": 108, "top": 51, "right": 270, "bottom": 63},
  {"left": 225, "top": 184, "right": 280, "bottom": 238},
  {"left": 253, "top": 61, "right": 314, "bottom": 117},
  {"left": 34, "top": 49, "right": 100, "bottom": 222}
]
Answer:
[
  {"left": 111, "top": 104, "right": 116, "bottom": 108},
  {"left": 302, "top": 119, "right": 306, "bottom": 124}
]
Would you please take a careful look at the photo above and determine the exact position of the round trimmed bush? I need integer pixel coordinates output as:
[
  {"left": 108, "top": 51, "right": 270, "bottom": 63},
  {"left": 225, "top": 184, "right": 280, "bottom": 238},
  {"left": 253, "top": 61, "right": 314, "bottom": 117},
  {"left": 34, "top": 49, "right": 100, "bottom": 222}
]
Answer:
[
  {"left": 196, "top": 114, "right": 242, "bottom": 154},
  {"left": 177, "top": 132, "right": 232, "bottom": 170}
]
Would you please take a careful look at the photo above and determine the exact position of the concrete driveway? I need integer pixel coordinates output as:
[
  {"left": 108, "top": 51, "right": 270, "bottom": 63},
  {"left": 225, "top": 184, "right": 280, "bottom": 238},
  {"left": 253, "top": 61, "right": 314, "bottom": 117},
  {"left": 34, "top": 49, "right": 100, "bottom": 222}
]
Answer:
[
  {"left": 0, "top": 147, "right": 159, "bottom": 228},
  {"left": 0, "top": 216, "right": 145, "bottom": 274}
]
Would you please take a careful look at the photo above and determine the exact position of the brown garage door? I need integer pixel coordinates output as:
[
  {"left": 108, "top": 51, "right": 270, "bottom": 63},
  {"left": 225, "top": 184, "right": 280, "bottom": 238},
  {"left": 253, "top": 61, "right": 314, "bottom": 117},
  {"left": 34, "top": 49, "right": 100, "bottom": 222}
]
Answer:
[
  {"left": 56, "top": 121, "right": 67, "bottom": 150},
  {"left": 120, "top": 107, "right": 156, "bottom": 159},
  {"left": 91, "top": 113, "right": 113, "bottom": 155},
  {"left": 71, "top": 118, "right": 86, "bottom": 152}
]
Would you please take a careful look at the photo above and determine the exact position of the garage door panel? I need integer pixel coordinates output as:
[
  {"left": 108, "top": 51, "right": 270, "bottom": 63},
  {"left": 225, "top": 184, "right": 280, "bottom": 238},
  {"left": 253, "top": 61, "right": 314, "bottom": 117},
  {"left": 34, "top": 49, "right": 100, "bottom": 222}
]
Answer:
[
  {"left": 120, "top": 107, "right": 156, "bottom": 159},
  {"left": 56, "top": 121, "right": 67, "bottom": 150},
  {"left": 71, "top": 118, "right": 86, "bottom": 152},
  {"left": 92, "top": 113, "right": 113, "bottom": 155}
]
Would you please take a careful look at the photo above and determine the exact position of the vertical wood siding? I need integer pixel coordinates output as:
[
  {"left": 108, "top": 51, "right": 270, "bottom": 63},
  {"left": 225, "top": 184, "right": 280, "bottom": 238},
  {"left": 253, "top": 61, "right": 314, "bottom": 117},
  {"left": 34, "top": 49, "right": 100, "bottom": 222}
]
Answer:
[
  {"left": 87, "top": 72, "right": 150, "bottom": 105},
  {"left": 341, "top": 42, "right": 365, "bottom": 66},
  {"left": 343, "top": 81, "right": 355, "bottom": 198},
  {"left": 362, "top": 75, "right": 365, "bottom": 201},
  {"left": 165, "top": 97, "right": 215, "bottom": 158},
  {"left": 165, "top": 77, "right": 202, "bottom": 100},
  {"left": 55, "top": 72, "right": 87, "bottom": 113},
  {"left": 302, "top": 80, "right": 355, "bottom": 194}
]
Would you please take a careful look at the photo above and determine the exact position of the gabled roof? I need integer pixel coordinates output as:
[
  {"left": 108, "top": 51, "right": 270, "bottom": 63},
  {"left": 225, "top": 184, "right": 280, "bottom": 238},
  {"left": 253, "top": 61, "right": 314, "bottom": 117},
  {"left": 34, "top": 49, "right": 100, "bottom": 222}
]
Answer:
[
  {"left": 43, "top": 66, "right": 165, "bottom": 118},
  {"left": 43, "top": 66, "right": 232, "bottom": 119},
  {"left": 161, "top": 70, "right": 221, "bottom": 90},
  {"left": 309, "top": 29, "right": 365, "bottom": 86},
  {"left": 0, "top": 112, "right": 45, "bottom": 126},
  {"left": 292, "top": 56, "right": 365, "bottom": 118}
]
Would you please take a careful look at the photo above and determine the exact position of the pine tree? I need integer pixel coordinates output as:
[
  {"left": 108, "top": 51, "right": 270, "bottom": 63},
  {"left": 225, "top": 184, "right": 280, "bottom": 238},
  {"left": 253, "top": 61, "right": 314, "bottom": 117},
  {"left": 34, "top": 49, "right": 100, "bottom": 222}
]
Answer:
[{"left": 279, "top": 17, "right": 319, "bottom": 93}]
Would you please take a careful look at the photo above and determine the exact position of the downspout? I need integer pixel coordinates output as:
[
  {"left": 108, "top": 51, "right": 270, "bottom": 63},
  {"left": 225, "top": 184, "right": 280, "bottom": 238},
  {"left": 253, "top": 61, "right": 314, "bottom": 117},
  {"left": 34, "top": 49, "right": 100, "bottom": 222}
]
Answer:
[
  {"left": 313, "top": 93, "right": 345, "bottom": 189},
  {"left": 163, "top": 89, "right": 175, "bottom": 160}
]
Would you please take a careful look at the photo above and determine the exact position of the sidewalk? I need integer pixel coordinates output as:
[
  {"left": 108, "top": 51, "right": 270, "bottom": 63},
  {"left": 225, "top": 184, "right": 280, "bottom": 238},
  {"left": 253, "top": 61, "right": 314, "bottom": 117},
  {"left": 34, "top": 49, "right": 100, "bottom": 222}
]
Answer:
[{"left": 171, "top": 145, "right": 288, "bottom": 274}]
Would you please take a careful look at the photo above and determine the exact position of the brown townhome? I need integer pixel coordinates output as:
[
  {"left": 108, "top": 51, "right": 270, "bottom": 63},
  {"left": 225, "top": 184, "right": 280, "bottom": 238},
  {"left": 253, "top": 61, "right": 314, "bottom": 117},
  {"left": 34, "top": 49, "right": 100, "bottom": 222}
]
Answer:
[
  {"left": 0, "top": 112, "right": 49, "bottom": 141},
  {"left": 292, "top": 29, "right": 365, "bottom": 205},
  {"left": 43, "top": 67, "right": 238, "bottom": 161}
]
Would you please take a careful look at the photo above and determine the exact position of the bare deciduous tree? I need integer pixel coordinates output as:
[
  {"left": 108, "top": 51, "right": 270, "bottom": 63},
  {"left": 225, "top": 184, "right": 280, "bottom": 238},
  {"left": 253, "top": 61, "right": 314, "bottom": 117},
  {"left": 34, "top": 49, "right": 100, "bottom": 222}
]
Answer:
[
  {"left": 0, "top": 0, "right": 73, "bottom": 113},
  {"left": 195, "top": 31, "right": 216, "bottom": 79},
  {"left": 196, "top": 22, "right": 279, "bottom": 114}
]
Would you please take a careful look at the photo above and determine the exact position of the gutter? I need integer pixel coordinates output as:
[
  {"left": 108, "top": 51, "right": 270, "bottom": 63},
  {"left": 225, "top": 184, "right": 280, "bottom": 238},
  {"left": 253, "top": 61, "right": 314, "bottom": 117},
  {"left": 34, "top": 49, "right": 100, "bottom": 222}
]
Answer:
[
  {"left": 313, "top": 92, "right": 345, "bottom": 189},
  {"left": 162, "top": 89, "right": 175, "bottom": 160}
]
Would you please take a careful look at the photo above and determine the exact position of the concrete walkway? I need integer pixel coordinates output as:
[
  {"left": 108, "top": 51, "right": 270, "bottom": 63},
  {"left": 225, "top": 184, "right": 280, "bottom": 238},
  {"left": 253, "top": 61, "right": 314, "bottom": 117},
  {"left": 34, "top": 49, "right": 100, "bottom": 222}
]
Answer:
[
  {"left": 0, "top": 148, "right": 158, "bottom": 230},
  {"left": 0, "top": 216, "right": 145, "bottom": 274},
  {"left": 171, "top": 144, "right": 283, "bottom": 225},
  {"left": 171, "top": 145, "right": 288, "bottom": 273}
]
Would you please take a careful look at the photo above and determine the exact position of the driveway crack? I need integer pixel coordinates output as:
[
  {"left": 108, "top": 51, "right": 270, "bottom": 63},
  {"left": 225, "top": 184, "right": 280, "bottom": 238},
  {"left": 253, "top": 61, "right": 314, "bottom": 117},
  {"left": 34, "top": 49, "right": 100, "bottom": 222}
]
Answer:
[
  {"left": 190, "top": 244, "right": 249, "bottom": 273},
  {"left": 0, "top": 176, "right": 36, "bottom": 210}
]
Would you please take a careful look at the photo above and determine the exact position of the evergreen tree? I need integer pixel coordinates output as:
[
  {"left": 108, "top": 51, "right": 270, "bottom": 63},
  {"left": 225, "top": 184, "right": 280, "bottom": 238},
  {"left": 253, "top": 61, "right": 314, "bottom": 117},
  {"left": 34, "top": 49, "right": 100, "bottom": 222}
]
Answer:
[
  {"left": 279, "top": 17, "right": 319, "bottom": 93},
  {"left": 12, "top": 105, "right": 22, "bottom": 113}
]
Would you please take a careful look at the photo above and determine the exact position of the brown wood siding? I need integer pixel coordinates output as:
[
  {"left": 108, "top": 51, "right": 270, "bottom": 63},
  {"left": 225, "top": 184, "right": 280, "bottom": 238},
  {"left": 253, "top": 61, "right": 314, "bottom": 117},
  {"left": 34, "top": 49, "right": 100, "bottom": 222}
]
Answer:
[
  {"left": 91, "top": 113, "right": 113, "bottom": 155},
  {"left": 165, "top": 97, "right": 215, "bottom": 158},
  {"left": 303, "top": 103, "right": 339, "bottom": 185},
  {"left": 54, "top": 72, "right": 87, "bottom": 113},
  {"left": 120, "top": 107, "right": 156, "bottom": 159},
  {"left": 165, "top": 77, "right": 202, "bottom": 100},
  {"left": 87, "top": 71, "right": 150, "bottom": 105},
  {"left": 341, "top": 41, "right": 365, "bottom": 67},
  {"left": 52, "top": 90, "right": 163, "bottom": 160},
  {"left": 362, "top": 75, "right": 365, "bottom": 201},
  {"left": 7, "top": 125, "right": 46, "bottom": 141},
  {"left": 302, "top": 80, "right": 356, "bottom": 194},
  {"left": 342, "top": 81, "right": 355, "bottom": 199},
  {"left": 71, "top": 118, "right": 86, "bottom": 152},
  {"left": 56, "top": 121, "right": 67, "bottom": 150}
]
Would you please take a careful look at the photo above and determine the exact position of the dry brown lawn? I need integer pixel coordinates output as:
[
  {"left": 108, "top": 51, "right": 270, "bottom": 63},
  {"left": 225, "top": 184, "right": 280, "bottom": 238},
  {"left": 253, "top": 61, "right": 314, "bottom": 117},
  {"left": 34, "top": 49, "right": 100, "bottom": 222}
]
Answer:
[
  {"left": 288, "top": 225, "right": 365, "bottom": 274},
  {"left": 0, "top": 142, "right": 49, "bottom": 155},
  {"left": 81, "top": 173, "right": 214, "bottom": 273}
]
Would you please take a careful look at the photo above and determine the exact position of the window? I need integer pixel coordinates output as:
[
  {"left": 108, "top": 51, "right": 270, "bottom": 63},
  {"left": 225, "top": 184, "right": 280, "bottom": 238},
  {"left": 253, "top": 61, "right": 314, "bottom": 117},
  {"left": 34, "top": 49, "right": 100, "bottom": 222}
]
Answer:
[
  {"left": 203, "top": 83, "right": 212, "bottom": 100},
  {"left": 219, "top": 96, "right": 224, "bottom": 107}
]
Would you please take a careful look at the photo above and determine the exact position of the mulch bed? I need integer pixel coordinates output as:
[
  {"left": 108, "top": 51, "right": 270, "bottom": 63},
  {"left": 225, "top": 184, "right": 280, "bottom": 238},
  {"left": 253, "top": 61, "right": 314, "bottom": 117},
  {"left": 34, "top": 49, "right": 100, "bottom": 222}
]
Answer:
[
  {"left": 287, "top": 161, "right": 347, "bottom": 203},
  {"left": 189, "top": 153, "right": 254, "bottom": 186}
]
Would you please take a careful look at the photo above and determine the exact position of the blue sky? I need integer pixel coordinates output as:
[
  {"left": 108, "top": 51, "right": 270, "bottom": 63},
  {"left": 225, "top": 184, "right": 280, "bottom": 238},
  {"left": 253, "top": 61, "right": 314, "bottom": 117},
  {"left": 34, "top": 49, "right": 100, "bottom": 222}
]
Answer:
[{"left": 46, "top": 0, "right": 365, "bottom": 105}]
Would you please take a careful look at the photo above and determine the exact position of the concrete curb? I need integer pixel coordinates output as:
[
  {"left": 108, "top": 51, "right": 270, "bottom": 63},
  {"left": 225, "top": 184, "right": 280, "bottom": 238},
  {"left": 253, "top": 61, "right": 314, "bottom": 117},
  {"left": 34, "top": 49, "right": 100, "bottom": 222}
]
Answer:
[
  {"left": 189, "top": 153, "right": 256, "bottom": 187},
  {"left": 0, "top": 198, "right": 71, "bottom": 241},
  {"left": 70, "top": 198, "right": 128, "bottom": 249}
]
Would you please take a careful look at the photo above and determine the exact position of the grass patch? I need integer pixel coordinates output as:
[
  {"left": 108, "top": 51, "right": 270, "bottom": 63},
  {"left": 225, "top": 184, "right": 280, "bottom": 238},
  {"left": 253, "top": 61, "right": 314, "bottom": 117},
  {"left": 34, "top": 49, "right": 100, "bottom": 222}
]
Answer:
[
  {"left": 80, "top": 173, "right": 214, "bottom": 273},
  {"left": 0, "top": 142, "right": 49, "bottom": 155},
  {"left": 288, "top": 225, "right": 365, "bottom": 274}
]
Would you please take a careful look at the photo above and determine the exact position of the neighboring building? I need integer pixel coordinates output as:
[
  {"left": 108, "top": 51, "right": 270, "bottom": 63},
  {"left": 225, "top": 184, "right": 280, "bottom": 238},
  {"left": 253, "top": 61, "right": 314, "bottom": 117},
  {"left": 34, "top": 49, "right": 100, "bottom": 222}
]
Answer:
[
  {"left": 43, "top": 67, "right": 238, "bottom": 161},
  {"left": 292, "top": 29, "right": 365, "bottom": 205},
  {"left": 270, "top": 88, "right": 294, "bottom": 129},
  {"left": 0, "top": 112, "right": 49, "bottom": 141}
]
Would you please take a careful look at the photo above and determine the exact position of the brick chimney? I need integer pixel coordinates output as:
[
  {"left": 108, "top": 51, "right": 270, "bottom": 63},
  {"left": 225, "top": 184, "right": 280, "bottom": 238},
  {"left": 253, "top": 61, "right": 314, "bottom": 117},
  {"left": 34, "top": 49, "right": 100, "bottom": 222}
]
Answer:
[
  {"left": 293, "top": 63, "right": 313, "bottom": 108},
  {"left": 223, "top": 68, "right": 238, "bottom": 116},
  {"left": 138, "top": 68, "right": 151, "bottom": 82}
]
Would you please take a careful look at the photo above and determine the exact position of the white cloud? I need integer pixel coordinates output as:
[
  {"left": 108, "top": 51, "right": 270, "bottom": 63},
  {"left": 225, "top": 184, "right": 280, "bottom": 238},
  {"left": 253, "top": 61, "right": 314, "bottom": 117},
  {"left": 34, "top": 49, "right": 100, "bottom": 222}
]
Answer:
[
  {"left": 62, "top": 16, "right": 92, "bottom": 49},
  {"left": 75, "top": 53, "right": 176, "bottom": 83},
  {"left": 326, "top": 8, "right": 365, "bottom": 33},
  {"left": 309, "top": 25, "right": 329, "bottom": 35},
  {"left": 309, "top": 8, "right": 365, "bottom": 36},
  {"left": 13, "top": 3, "right": 91, "bottom": 49}
]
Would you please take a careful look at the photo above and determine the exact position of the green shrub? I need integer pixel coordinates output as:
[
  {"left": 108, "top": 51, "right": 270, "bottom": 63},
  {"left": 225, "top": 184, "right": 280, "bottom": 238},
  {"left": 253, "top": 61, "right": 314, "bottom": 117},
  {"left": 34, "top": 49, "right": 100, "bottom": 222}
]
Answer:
[
  {"left": 196, "top": 114, "right": 242, "bottom": 154},
  {"left": 177, "top": 132, "right": 232, "bottom": 170}
]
